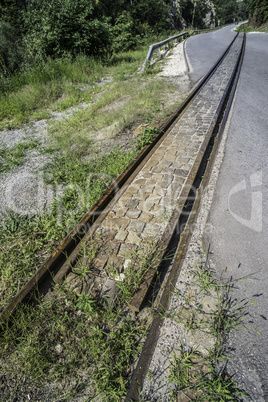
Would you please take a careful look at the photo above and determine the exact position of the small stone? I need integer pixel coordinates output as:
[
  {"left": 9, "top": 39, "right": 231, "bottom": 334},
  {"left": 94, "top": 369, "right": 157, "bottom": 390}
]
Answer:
[
  {"left": 94, "top": 255, "right": 108, "bottom": 270},
  {"left": 126, "top": 231, "right": 142, "bottom": 245},
  {"left": 134, "top": 123, "right": 149, "bottom": 136},
  {"left": 115, "top": 230, "right": 128, "bottom": 242},
  {"left": 126, "top": 209, "right": 141, "bottom": 219},
  {"left": 55, "top": 344, "right": 63, "bottom": 354},
  {"left": 139, "top": 212, "right": 153, "bottom": 223}
]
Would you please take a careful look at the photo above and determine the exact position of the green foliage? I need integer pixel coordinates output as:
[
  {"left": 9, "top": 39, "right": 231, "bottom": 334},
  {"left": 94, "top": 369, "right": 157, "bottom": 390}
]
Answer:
[
  {"left": 181, "top": 0, "right": 206, "bottom": 29},
  {"left": 0, "top": 55, "right": 103, "bottom": 128},
  {"left": 213, "top": 0, "right": 239, "bottom": 24},
  {"left": 195, "top": 366, "right": 247, "bottom": 401},
  {"left": 0, "top": 141, "right": 38, "bottom": 173},
  {"left": 131, "top": 0, "right": 170, "bottom": 32},
  {"left": 111, "top": 12, "right": 139, "bottom": 53},
  {"left": 0, "top": 0, "right": 27, "bottom": 26},
  {"left": 0, "top": 21, "right": 24, "bottom": 76},
  {"left": 249, "top": 0, "right": 268, "bottom": 26},
  {"left": 0, "top": 0, "right": 212, "bottom": 76},
  {"left": 0, "top": 285, "right": 147, "bottom": 399},
  {"left": 21, "top": 0, "right": 112, "bottom": 62},
  {"left": 168, "top": 350, "right": 196, "bottom": 391},
  {"left": 136, "top": 127, "right": 158, "bottom": 150}
]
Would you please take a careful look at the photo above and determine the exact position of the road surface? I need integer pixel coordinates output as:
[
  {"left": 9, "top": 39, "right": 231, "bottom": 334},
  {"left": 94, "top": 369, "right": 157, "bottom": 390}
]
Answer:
[{"left": 189, "top": 28, "right": 268, "bottom": 400}]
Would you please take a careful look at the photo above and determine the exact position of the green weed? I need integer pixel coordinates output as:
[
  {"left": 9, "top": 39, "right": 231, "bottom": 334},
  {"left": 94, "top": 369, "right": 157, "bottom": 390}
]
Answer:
[
  {"left": 195, "top": 365, "right": 247, "bottom": 401},
  {"left": 166, "top": 252, "right": 257, "bottom": 400},
  {"left": 136, "top": 126, "right": 158, "bottom": 150},
  {"left": 115, "top": 245, "right": 159, "bottom": 303},
  {"left": 0, "top": 140, "right": 39, "bottom": 173},
  {"left": 0, "top": 281, "right": 147, "bottom": 400},
  {"left": 168, "top": 349, "right": 196, "bottom": 392},
  {"left": 193, "top": 259, "right": 219, "bottom": 293}
]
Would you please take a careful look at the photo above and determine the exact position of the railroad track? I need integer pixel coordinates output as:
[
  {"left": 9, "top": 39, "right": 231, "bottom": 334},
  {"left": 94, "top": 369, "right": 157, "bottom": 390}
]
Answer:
[{"left": 0, "top": 33, "right": 245, "bottom": 392}]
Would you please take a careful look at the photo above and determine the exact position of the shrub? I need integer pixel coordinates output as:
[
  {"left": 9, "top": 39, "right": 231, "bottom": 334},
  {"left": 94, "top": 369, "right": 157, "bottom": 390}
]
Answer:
[
  {"left": 112, "top": 12, "right": 139, "bottom": 53},
  {"left": 0, "top": 21, "right": 24, "bottom": 76},
  {"left": 21, "top": 0, "right": 113, "bottom": 63}
]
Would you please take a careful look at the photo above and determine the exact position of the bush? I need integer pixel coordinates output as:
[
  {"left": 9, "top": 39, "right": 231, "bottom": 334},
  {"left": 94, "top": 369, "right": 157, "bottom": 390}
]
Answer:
[
  {"left": 112, "top": 13, "right": 139, "bottom": 53},
  {"left": 0, "top": 21, "right": 24, "bottom": 76},
  {"left": 249, "top": 0, "right": 268, "bottom": 26},
  {"left": 22, "top": 0, "right": 113, "bottom": 63}
]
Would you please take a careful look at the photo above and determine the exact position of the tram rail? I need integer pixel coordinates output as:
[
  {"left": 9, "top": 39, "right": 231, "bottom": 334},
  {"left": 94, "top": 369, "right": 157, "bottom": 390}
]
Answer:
[{"left": 0, "top": 31, "right": 246, "bottom": 345}]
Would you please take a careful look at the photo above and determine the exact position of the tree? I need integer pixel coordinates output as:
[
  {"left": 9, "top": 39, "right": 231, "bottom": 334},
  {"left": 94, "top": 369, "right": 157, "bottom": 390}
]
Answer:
[
  {"left": 0, "top": 0, "right": 27, "bottom": 26},
  {"left": 0, "top": 20, "right": 24, "bottom": 75},
  {"left": 249, "top": 0, "right": 268, "bottom": 25},
  {"left": 213, "top": 0, "right": 239, "bottom": 24},
  {"left": 130, "top": 0, "right": 170, "bottom": 32},
  {"left": 22, "top": 0, "right": 112, "bottom": 62}
]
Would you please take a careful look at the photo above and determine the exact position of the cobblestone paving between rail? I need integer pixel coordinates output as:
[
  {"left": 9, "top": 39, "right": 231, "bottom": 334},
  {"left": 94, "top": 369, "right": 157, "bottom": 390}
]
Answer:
[{"left": 67, "top": 34, "right": 243, "bottom": 300}]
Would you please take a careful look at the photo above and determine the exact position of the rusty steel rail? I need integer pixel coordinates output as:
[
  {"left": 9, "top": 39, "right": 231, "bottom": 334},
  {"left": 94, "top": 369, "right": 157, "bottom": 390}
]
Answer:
[
  {"left": 0, "top": 33, "right": 240, "bottom": 325},
  {"left": 126, "top": 33, "right": 246, "bottom": 400}
]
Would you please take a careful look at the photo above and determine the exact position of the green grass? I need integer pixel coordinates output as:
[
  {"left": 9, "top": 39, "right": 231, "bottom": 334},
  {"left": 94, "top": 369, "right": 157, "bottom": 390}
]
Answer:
[
  {"left": 45, "top": 76, "right": 175, "bottom": 158},
  {"left": 0, "top": 56, "right": 104, "bottom": 129},
  {"left": 236, "top": 22, "right": 268, "bottom": 33},
  {"left": 164, "top": 258, "right": 257, "bottom": 401},
  {"left": 0, "top": 60, "right": 172, "bottom": 315},
  {"left": 0, "top": 140, "right": 39, "bottom": 173},
  {"left": 0, "top": 32, "right": 184, "bottom": 130},
  {"left": 0, "top": 245, "right": 157, "bottom": 400},
  {"left": 0, "top": 147, "right": 139, "bottom": 313}
]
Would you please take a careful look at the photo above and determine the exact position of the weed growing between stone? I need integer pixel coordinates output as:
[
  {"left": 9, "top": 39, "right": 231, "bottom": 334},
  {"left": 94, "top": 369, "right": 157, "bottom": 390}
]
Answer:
[
  {"left": 0, "top": 245, "right": 160, "bottom": 399},
  {"left": 166, "top": 255, "right": 257, "bottom": 401}
]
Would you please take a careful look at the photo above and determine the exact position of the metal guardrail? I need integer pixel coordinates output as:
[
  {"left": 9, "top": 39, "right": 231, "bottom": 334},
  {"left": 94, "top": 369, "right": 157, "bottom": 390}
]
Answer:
[
  {"left": 141, "top": 32, "right": 189, "bottom": 72},
  {"left": 141, "top": 28, "right": 217, "bottom": 72}
]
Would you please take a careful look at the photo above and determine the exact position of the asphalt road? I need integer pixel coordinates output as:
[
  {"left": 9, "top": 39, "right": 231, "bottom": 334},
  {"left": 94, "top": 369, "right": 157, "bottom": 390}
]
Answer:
[
  {"left": 185, "top": 25, "right": 238, "bottom": 83},
  {"left": 187, "top": 27, "right": 268, "bottom": 400}
]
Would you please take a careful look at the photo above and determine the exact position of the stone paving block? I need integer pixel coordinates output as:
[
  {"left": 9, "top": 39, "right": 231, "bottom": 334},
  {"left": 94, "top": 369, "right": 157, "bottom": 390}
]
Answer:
[
  {"left": 127, "top": 185, "right": 140, "bottom": 195},
  {"left": 159, "top": 160, "right": 172, "bottom": 168},
  {"left": 142, "top": 222, "right": 163, "bottom": 237},
  {"left": 137, "top": 200, "right": 156, "bottom": 212},
  {"left": 150, "top": 215, "right": 166, "bottom": 225},
  {"left": 139, "top": 211, "right": 154, "bottom": 223},
  {"left": 107, "top": 210, "right": 116, "bottom": 218},
  {"left": 115, "top": 230, "right": 128, "bottom": 242},
  {"left": 128, "top": 220, "right": 145, "bottom": 233},
  {"left": 93, "top": 255, "right": 108, "bottom": 271},
  {"left": 102, "top": 240, "right": 121, "bottom": 255},
  {"left": 151, "top": 173, "right": 163, "bottom": 181},
  {"left": 102, "top": 217, "right": 129, "bottom": 231},
  {"left": 141, "top": 173, "right": 153, "bottom": 179},
  {"left": 143, "top": 184, "right": 156, "bottom": 192},
  {"left": 118, "top": 242, "right": 138, "bottom": 258},
  {"left": 133, "top": 178, "right": 147, "bottom": 187},
  {"left": 125, "top": 199, "right": 139, "bottom": 209},
  {"left": 174, "top": 168, "right": 188, "bottom": 177},
  {"left": 150, "top": 166, "right": 163, "bottom": 174},
  {"left": 106, "top": 254, "right": 124, "bottom": 273},
  {"left": 96, "top": 228, "right": 117, "bottom": 241},
  {"left": 160, "top": 167, "right": 175, "bottom": 175},
  {"left": 154, "top": 186, "right": 167, "bottom": 197},
  {"left": 126, "top": 231, "right": 142, "bottom": 245},
  {"left": 133, "top": 191, "right": 149, "bottom": 201},
  {"left": 173, "top": 175, "right": 185, "bottom": 184},
  {"left": 126, "top": 209, "right": 142, "bottom": 219},
  {"left": 115, "top": 208, "right": 127, "bottom": 217}
]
